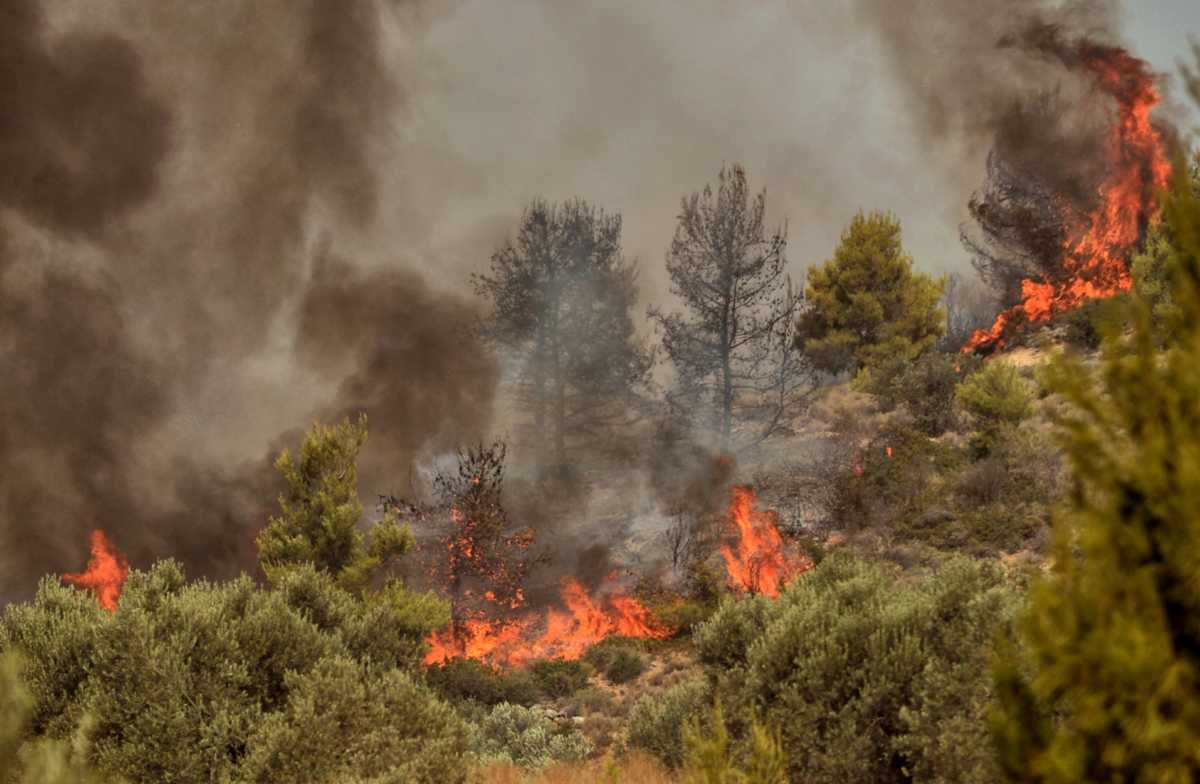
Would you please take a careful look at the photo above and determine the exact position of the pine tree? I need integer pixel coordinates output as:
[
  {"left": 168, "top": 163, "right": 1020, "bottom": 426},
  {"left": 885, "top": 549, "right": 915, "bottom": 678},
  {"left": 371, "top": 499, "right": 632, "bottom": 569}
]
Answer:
[
  {"left": 474, "top": 199, "right": 652, "bottom": 472},
  {"left": 651, "top": 163, "right": 813, "bottom": 450},
  {"left": 256, "top": 415, "right": 412, "bottom": 591},
  {"left": 992, "top": 155, "right": 1200, "bottom": 781},
  {"left": 796, "top": 211, "right": 944, "bottom": 376}
]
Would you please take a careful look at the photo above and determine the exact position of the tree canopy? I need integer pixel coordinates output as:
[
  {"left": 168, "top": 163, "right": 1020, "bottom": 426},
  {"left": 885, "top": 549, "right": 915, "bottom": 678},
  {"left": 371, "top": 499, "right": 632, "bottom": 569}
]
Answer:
[
  {"left": 797, "top": 210, "right": 945, "bottom": 376},
  {"left": 255, "top": 415, "right": 412, "bottom": 592},
  {"left": 651, "top": 163, "right": 812, "bottom": 450},
  {"left": 474, "top": 199, "right": 652, "bottom": 472}
]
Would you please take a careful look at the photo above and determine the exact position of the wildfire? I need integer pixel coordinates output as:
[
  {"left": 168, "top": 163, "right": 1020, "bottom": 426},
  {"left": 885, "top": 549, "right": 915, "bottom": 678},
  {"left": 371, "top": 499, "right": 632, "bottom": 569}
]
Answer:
[
  {"left": 965, "top": 43, "right": 1171, "bottom": 353},
  {"left": 423, "top": 577, "right": 673, "bottom": 668},
  {"left": 721, "top": 486, "right": 812, "bottom": 598},
  {"left": 62, "top": 530, "right": 129, "bottom": 611}
]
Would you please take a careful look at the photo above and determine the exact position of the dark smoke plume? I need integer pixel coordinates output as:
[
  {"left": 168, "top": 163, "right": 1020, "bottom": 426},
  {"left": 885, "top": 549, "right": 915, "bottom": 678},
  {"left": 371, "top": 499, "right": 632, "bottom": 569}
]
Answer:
[
  {"left": 296, "top": 245, "right": 500, "bottom": 496},
  {"left": 855, "top": 0, "right": 1172, "bottom": 307},
  {"left": 0, "top": 0, "right": 499, "bottom": 601},
  {"left": 0, "top": 0, "right": 173, "bottom": 594}
]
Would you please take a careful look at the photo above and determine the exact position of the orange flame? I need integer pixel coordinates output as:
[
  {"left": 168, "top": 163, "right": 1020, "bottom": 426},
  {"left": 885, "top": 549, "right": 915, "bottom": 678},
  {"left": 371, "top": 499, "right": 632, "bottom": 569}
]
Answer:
[
  {"left": 62, "top": 530, "right": 129, "bottom": 611},
  {"left": 965, "top": 46, "right": 1171, "bottom": 353},
  {"left": 423, "top": 577, "right": 673, "bottom": 668},
  {"left": 720, "top": 486, "right": 812, "bottom": 598}
]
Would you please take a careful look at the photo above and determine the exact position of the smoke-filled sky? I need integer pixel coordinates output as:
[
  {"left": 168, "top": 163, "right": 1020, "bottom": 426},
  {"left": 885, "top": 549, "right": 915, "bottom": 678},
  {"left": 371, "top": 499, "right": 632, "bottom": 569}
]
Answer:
[{"left": 0, "top": 0, "right": 1197, "bottom": 600}]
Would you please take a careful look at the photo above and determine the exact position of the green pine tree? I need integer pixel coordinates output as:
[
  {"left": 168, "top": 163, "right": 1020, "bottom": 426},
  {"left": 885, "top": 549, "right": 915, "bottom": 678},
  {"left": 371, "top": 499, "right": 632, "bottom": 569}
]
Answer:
[
  {"left": 256, "top": 415, "right": 413, "bottom": 591},
  {"left": 991, "top": 154, "right": 1200, "bottom": 781},
  {"left": 796, "top": 210, "right": 944, "bottom": 376}
]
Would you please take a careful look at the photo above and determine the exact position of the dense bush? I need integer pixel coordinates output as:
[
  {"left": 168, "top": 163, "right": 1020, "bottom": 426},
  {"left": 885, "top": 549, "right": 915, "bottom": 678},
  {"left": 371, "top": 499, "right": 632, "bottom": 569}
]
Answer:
[
  {"left": 0, "top": 652, "right": 112, "bottom": 784},
  {"left": 624, "top": 676, "right": 712, "bottom": 768},
  {"left": 692, "top": 554, "right": 1016, "bottom": 783},
  {"left": 992, "top": 141, "right": 1200, "bottom": 781},
  {"left": 956, "top": 361, "right": 1035, "bottom": 455},
  {"left": 529, "top": 658, "right": 592, "bottom": 699},
  {"left": 473, "top": 702, "right": 593, "bottom": 768},
  {"left": 828, "top": 424, "right": 962, "bottom": 535},
  {"left": 0, "top": 561, "right": 459, "bottom": 784},
  {"left": 237, "top": 656, "right": 471, "bottom": 784},
  {"left": 859, "top": 351, "right": 974, "bottom": 436},
  {"left": 426, "top": 658, "right": 539, "bottom": 707},
  {"left": 584, "top": 639, "right": 648, "bottom": 684}
]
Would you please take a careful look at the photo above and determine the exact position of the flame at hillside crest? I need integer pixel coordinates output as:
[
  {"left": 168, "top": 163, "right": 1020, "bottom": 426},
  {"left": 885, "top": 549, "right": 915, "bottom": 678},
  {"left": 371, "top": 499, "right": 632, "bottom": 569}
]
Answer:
[
  {"left": 965, "top": 42, "right": 1172, "bottom": 353},
  {"left": 62, "top": 530, "right": 129, "bottom": 611}
]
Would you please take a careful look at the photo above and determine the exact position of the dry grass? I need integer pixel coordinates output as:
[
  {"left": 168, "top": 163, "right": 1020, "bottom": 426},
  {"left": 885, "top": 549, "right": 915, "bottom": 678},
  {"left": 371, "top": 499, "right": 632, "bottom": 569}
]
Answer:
[{"left": 469, "top": 752, "right": 676, "bottom": 784}]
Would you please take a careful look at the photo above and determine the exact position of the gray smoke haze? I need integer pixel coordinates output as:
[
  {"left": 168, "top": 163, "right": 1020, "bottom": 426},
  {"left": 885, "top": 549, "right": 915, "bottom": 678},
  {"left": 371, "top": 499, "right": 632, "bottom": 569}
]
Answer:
[
  {"left": 0, "top": 0, "right": 498, "bottom": 599},
  {"left": 0, "top": 0, "right": 1194, "bottom": 599}
]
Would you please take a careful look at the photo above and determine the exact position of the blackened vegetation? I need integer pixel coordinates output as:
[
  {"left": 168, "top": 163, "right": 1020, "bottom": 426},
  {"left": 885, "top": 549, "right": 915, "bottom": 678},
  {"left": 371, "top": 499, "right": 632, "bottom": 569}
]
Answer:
[
  {"left": 651, "top": 164, "right": 815, "bottom": 452},
  {"left": 963, "top": 21, "right": 1171, "bottom": 310},
  {"left": 384, "top": 443, "right": 544, "bottom": 624}
]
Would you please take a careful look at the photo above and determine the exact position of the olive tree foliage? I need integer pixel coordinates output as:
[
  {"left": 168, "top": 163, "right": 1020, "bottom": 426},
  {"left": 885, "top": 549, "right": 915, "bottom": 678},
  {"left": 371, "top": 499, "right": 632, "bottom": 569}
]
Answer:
[
  {"left": 0, "top": 652, "right": 113, "bottom": 784},
  {"left": 796, "top": 211, "right": 945, "bottom": 377},
  {"left": 650, "top": 163, "right": 814, "bottom": 451},
  {"left": 991, "top": 135, "right": 1200, "bottom": 780},
  {"left": 474, "top": 199, "right": 653, "bottom": 471},
  {"left": 0, "top": 413, "right": 464, "bottom": 784},
  {"left": 0, "top": 562, "right": 462, "bottom": 784},
  {"left": 256, "top": 415, "right": 413, "bottom": 592},
  {"left": 693, "top": 554, "right": 1016, "bottom": 784}
]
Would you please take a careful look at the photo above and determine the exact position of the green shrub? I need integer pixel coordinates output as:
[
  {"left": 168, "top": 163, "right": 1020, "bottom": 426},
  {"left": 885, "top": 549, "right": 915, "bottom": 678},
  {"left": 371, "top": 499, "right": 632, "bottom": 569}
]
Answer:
[
  {"left": 858, "top": 351, "right": 973, "bottom": 436},
  {"left": 1, "top": 577, "right": 107, "bottom": 737},
  {"left": 681, "top": 701, "right": 787, "bottom": 784},
  {"left": 625, "top": 677, "right": 712, "bottom": 768},
  {"left": 529, "top": 658, "right": 592, "bottom": 699},
  {"left": 603, "top": 648, "right": 647, "bottom": 684},
  {"left": 1, "top": 559, "right": 460, "bottom": 784},
  {"left": 956, "top": 361, "right": 1035, "bottom": 454},
  {"left": 0, "top": 652, "right": 114, "bottom": 784},
  {"left": 584, "top": 639, "right": 648, "bottom": 685},
  {"left": 473, "top": 702, "right": 593, "bottom": 768},
  {"left": 237, "top": 656, "right": 471, "bottom": 784},
  {"left": 650, "top": 597, "right": 714, "bottom": 636},
  {"left": 692, "top": 554, "right": 1016, "bottom": 783},
  {"left": 828, "top": 425, "right": 963, "bottom": 536},
  {"left": 425, "top": 658, "right": 539, "bottom": 707}
]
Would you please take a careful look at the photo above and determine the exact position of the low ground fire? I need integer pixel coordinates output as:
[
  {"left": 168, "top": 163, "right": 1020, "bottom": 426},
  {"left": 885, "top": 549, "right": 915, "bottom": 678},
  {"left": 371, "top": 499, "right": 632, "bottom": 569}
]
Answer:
[
  {"left": 722, "top": 486, "right": 813, "bottom": 597},
  {"left": 424, "top": 484, "right": 810, "bottom": 668}
]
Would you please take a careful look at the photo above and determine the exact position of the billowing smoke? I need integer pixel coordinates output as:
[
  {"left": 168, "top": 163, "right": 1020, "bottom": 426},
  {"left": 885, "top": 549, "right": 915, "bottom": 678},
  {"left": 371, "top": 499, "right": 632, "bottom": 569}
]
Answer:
[
  {"left": 854, "top": 0, "right": 1174, "bottom": 309},
  {"left": 296, "top": 244, "right": 500, "bottom": 495},
  {"left": 0, "top": 0, "right": 498, "bottom": 601},
  {"left": 0, "top": 0, "right": 174, "bottom": 596}
]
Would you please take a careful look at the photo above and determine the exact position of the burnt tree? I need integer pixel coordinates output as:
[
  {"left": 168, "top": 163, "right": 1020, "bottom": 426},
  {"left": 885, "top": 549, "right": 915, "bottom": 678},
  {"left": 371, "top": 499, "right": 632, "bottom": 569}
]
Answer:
[{"left": 383, "top": 442, "right": 541, "bottom": 621}]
